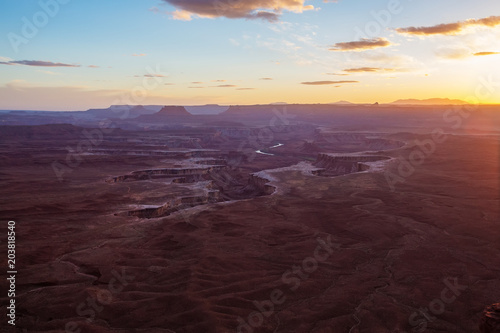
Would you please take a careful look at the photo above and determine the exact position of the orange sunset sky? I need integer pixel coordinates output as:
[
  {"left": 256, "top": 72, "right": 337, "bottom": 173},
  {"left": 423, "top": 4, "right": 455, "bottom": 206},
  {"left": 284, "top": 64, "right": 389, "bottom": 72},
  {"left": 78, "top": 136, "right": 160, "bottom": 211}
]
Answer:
[{"left": 1, "top": 0, "right": 499, "bottom": 110}]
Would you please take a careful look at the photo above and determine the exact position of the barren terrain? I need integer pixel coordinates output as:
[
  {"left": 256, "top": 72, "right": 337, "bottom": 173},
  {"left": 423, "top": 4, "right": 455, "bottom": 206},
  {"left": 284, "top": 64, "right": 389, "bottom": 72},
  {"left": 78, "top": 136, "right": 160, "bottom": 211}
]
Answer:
[{"left": 0, "top": 105, "right": 499, "bottom": 332}]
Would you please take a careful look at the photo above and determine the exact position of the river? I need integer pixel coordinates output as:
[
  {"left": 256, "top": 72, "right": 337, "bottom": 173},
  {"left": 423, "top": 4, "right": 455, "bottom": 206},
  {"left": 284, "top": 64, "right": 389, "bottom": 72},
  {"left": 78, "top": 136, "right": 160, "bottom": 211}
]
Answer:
[{"left": 256, "top": 143, "right": 284, "bottom": 156}]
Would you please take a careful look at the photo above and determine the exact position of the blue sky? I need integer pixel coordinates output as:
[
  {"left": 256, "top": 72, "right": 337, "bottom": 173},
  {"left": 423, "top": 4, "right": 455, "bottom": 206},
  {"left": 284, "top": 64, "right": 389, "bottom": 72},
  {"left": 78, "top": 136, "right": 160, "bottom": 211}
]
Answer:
[{"left": 1, "top": 0, "right": 499, "bottom": 110}]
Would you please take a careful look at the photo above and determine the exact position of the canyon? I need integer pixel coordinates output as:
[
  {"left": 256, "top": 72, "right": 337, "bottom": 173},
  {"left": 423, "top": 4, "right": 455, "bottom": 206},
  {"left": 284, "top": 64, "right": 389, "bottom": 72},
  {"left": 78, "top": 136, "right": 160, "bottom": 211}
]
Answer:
[{"left": 0, "top": 104, "right": 499, "bottom": 332}]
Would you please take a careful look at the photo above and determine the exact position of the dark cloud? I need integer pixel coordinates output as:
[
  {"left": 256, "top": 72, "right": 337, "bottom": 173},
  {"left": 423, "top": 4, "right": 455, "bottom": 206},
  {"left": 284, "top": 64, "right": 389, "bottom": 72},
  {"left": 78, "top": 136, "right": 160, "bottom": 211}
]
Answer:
[
  {"left": 0, "top": 60, "right": 80, "bottom": 67},
  {"left": 330, "top": 38, "right": 391, "bottom": 51},
  {"left": 301, "top": 80, "right": 358, "bottom": 85},
  {"left": 474, "top": 51, "right": 499, "bottom": 56},
  {"left": 396, "top": 15, "right": 500, "bottom": 36},
  {"left": 162, "top": 0, "right": 316, "bottom": 22}
]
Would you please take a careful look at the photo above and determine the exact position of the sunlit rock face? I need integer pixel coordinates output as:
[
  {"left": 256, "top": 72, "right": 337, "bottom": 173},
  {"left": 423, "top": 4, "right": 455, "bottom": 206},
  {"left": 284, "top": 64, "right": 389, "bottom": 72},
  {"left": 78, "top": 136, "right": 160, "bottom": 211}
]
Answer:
[{"left": 480, "top": 303, "right": 500, "bottom": 333}]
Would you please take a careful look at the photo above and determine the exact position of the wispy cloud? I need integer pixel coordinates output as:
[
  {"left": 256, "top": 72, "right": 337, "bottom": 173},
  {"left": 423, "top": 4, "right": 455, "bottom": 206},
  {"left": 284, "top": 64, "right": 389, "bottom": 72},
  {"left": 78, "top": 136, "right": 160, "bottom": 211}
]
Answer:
[
  {"left": 260, "top": 77, "right": 273, "bottom": 80},
  {"left": 135, "top": 74, "right": 168, "bottom": 78},
  {"left": 343, "top": 67, "right": 395, "bottom": 73},
  {"left": 215, "top": 84, "right": 237, "bottom": 88},
  {"left": 395, "top": 15, "right": 500, "bottom": 36},
  {"left": 211, "top": 79, "right": 226, "bottom": 82},
  {"left": 132, "top": 53, "right": 147, "bottom": 57},
  {"left": 237, "top": 88, "right": 256, "bottom": 90},
  {"left": 330, "top": 38, "right": 391, "bottom": 51},
  {"left": 88, "top": 65, "right": 100, "bottom": 68},
  {"left": 0, "top": 60, "right": 80, "bottom": 67},
  {"left": 161, "top": 0, "right": 318, "bottom": 22},
  {"left": 0, "top": 81, "right": 179, "bottom": 111},
  {"left": 171, "top": 10, "right": 195, "bottom": 21},
  {"left": 473, "top": 51, "right": 499, "bottom": 56},
  {"left": 301, "top": 80, "right": 358, "bottom": 85},
  {"left": 435, "top": 46, "right": 471, "bottom": 60},
  {"left": 36, "top": 70, "right": 61, "bottom": 75}
]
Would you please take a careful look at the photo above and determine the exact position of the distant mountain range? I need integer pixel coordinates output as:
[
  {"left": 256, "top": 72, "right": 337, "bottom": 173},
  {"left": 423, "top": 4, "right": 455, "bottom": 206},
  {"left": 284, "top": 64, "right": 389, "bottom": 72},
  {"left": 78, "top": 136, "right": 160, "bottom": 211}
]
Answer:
[
  {"left": 329, "top": 98, "right": 469, "bottom": 105},
  {"left": 331, "top": 100, "right": 355, "bottom": 105},
  {"left": 389, "top": 98, "right": 469, "bottom": 105}
]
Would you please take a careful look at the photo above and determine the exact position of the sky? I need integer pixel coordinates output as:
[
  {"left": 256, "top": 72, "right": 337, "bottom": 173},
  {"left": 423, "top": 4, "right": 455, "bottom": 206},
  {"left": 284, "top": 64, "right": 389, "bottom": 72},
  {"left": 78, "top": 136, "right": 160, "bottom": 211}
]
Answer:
[{"left": 0, "top": 0, "right": 499, "bottom": 110}]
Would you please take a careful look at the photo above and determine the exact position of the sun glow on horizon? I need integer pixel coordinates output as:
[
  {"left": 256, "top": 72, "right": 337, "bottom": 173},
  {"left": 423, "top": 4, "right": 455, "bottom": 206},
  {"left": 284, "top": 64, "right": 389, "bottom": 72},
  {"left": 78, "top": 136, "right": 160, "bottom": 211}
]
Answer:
[{"left": 0, "top": 0, "right": 499, "bottom": 110}]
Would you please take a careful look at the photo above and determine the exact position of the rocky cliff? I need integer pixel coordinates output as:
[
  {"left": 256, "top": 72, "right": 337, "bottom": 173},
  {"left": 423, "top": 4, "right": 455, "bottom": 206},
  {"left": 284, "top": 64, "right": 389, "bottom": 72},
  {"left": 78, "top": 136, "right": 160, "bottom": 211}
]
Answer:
[
  {"left": 109, "top": 165, "right": 226, "bottom": 183},
  {"left": 156, "top": 106, "right": 192, "bottom": 117},
  {"left": 481, "top": 303, "right": 500, "bottom": 333},
  {"left": 313, "top": 153, "right": 389, "bottom": 176}
]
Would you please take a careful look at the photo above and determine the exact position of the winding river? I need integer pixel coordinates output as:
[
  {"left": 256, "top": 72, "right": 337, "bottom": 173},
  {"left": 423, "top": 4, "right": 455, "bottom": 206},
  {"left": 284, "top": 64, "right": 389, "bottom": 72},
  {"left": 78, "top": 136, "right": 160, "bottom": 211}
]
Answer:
[{"left": 256, "top": 143, "right": 284, "bottom": 156}]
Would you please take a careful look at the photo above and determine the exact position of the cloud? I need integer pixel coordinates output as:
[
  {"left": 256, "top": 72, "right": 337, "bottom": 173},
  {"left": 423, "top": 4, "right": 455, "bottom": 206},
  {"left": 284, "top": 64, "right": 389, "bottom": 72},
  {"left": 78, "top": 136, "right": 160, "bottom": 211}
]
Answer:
[
  {"left": 343, "top": 67, "right": 394, "bottom": 73},
  {"left": 88, "top": 65, "right": 100, "bottom": 68},
  {"left": 161, "top": 0, "right": 317, "bottom": 22},
  {"left": 188, "top": 86, "right": 205, "bottom": 88},
  {"left": 435, "top": 46, "right": 471, "bottom": 60},
  {"left": 349, "top": 52, "right": 422, "bottom": 71},
  {"left": 36, "top": 70, "right": 60, "bottom": 75},
  {"left": 330, "top": 38, "right": 391, "bottom": 51},
  {"left": 212, "top": 79, "right": 226, "bottom": 82},
  {"left": 301, "top": 80, "right": 358, "bottom": 85},
  {"left": 215, "top": 84, "right": 237, "bottom": 88},
  {"left": 0, "top": 82, "right": 126, "bottom": 111},
  {"left": 0, "top": 81, "right": 196, "bottom": 111},
  {"left": 395, "top": 15, "right": 500, "bottom": 36},
  {"left": 171, "top": 10, "right": 194, "bottom": 21},
  {"left": 0, "top": 60, "right": 80, "bottom": 67},
  {"left": 229, "top": 38, "right": 240, "bottom": 46},
  {"left": 237, "top": 88, "right": 256, "bottom": 90},
  {"left": 326, "top": 73, "right": 350, "bottom": 76},
  {"left": 474, "top": 51, "right": 499, "bottom": 56},
  {"left": 135, "top": 74, "right": 168, "bottom": 78},
  {"left": 260, "top": 77, "right": 273, "bottom": 80},
  {"left": 132, "top": 53, "right": 147, "bottom": 57}
]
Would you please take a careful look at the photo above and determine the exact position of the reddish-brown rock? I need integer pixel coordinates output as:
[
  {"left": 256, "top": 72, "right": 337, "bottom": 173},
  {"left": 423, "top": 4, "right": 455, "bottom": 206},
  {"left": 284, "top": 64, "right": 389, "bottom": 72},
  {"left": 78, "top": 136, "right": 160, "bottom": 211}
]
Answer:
[{"left": 481, "top": 303, "right": 500, "bottom": 333}]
